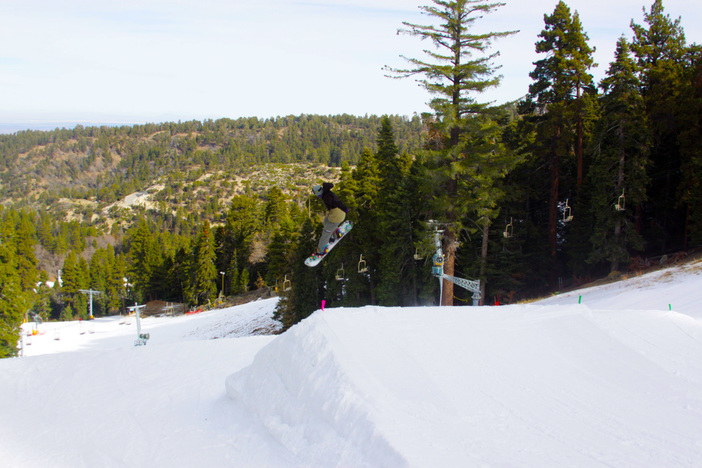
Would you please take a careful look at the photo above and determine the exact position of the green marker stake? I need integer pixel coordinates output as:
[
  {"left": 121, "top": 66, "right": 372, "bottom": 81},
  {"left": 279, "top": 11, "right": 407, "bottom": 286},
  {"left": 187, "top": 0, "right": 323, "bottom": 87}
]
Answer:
[{"left": 578, "top": 295, "right": 582, "bottom": 304}]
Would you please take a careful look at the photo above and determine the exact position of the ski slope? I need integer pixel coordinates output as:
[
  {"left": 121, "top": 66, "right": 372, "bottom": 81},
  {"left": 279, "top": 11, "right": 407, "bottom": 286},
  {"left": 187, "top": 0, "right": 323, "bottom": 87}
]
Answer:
[{"left": 2, "top": 261, "right": 702, "bottom": 467}]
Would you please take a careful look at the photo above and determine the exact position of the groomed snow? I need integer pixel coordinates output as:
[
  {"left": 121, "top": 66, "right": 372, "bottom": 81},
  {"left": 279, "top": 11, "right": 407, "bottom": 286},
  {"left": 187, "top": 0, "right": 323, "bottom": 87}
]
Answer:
[{"left": 2, "top": 261, "right": 702, "bottom": 467}]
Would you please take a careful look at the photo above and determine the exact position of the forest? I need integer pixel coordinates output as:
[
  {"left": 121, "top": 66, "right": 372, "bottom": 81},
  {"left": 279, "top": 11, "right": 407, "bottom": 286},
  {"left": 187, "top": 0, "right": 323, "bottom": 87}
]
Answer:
[{"left": 1, "top": 0, "right": 700, "bottom": 356}]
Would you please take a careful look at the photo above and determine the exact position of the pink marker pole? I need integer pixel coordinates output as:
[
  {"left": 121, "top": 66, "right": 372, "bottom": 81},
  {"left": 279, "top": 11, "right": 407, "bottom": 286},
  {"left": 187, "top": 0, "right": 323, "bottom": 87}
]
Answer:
[{"left": 321, "top": 300, "right": 326, "bottom": 311}]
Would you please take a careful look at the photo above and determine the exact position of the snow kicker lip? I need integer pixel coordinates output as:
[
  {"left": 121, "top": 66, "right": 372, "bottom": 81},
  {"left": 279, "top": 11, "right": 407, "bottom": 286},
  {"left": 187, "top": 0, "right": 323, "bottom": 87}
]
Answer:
[{"left": 225, "top": 311, "right": 407, "bottom": 467}]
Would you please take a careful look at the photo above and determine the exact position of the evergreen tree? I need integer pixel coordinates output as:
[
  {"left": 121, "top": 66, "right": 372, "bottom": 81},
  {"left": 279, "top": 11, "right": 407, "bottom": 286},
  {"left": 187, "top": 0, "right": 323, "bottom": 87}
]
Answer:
[
  {"left": 191, "top": 220, "right": 217, "bottom": 305},
  {"left": 89, "top": 248, "right": 109, "bottom": 316},
  {"left": 106, "top": 248, "right": 126, "bottom": 313},
  {"left": 127, "top": 219, "right": 161, "bottom": 302},
  {"left": 0, "top": 220, "right": 25, "bottom": 357},
  {"left": 263, "top": 186, "right": 287, "bottom": 228},
  {"left": 224, "top": 195, "right": 262, "bottom": 277},
  {"left": 60, "top": 304, "right": 75, "bottom": 322},
  {"left": 274, "top": 217, "right": 322, "bottom": 330},
  {"left": 347, "top": 148, "right": 381, "bottom": 304},
  {"left": 374, "top": 117, "right": 422, "bottom": 305},
  {"left": 387, "top": 0, "right": 516, "bottom": 305},
  {"left": 588, "top": 37, "right": 650, "bottom": 272},
  {"left": 526, "top": 1, "right": 597, "bottom": 279},
  {"left": 60, "top": 251, "right": 88, "bottom": 319},
  {"left": 630, "top": 0, "right": 688, "bottom": 252},
  {"left": 14, "top": 213, "right": 38, "bottom": 292},
  {"left": 169, "top": 247, "right": 191, "bottom": 305},
  {"left": 457, "top": 111, "right": 520, "bottom": 301},
  {"left": 678, "top": 45, "right": 702, "bottom": 244},
  {"left": 495, "top": 165, "right": 558, "bottom": 300},
  {"left": 238, "top": 268, "right": 250, "bottom": 294},
  {"left": 266, "top": 222, "right": 296, "bottom": 290},
  {"left": 227, "top": 251, "right": 242, "bottom": 295},
  {"left": 32, "top": 273, "right": 53, "bottom": 323}
]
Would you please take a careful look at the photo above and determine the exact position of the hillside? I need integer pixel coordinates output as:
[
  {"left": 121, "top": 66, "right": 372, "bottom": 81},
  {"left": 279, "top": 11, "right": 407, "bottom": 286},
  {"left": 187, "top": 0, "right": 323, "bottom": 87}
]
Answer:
[
  {"left": 2, "top": 260, "right": 702, "bottom": 466},
  {"left": 0, "top": 115, "right": 424, "bottom": 228}
]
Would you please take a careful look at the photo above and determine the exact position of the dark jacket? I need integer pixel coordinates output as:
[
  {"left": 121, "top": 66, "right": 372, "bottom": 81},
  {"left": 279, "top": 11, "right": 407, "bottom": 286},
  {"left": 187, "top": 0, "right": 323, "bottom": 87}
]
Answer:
[{"left": 320, "top": 182, "right": 348, "bottom": 212}]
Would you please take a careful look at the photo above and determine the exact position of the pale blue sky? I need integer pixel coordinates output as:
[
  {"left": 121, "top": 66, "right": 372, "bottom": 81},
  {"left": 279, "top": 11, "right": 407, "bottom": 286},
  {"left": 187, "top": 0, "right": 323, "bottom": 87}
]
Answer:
[{"left": 1, "top": 0, "right": 700, "bottom": 131}]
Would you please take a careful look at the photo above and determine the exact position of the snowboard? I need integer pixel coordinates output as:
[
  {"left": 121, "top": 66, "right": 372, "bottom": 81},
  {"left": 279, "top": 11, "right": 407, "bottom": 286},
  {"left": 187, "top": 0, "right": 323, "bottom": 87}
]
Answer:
[{"left": 304, "top": 221, "right": 353, "bottom": 267}]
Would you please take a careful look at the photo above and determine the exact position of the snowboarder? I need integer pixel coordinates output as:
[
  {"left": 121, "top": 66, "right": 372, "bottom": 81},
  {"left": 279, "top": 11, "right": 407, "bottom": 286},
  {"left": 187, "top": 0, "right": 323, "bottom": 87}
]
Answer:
[{"left": 312, "top": 182, "right": 349, "bottom": 254}]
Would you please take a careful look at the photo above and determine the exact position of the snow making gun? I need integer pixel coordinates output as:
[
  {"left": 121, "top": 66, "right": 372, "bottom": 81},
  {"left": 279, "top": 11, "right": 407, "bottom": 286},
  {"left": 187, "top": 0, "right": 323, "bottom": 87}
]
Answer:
[{"left": 430, "top": 224, "right": 481, "bottom": 306}]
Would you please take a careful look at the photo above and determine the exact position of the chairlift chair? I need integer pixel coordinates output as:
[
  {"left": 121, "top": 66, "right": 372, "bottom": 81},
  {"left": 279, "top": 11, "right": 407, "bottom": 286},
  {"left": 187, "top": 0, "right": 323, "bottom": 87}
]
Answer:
[
  {"left": 614, "top": 189, "right": 626, "bottom": 211},
  {"left": 335, "top": 263, "right": 345, "bottom": 281},
  {"left": 503, "top": 217, "right": 514, "bottom": 238},
  {"left": 563, "top": 199, "right": 574, "bottom": 223},
  {"left": 413, "top": 248, "right": 423, "bottom": 261},
  {"left": 357, "top": 254, "right": 368, "bottom": 273},
  {"left": 283, "top": 275, "right": 292, "bottom": 292}
]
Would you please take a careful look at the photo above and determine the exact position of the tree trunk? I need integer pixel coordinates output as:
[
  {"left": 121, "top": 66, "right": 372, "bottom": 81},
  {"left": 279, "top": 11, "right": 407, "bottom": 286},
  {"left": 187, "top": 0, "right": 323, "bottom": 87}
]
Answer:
[
  {"left": 576, "top": 83, "right": 584, "bottom": 190},
  {"left": 577, "top": 116, "right": 584, "bottom": 190},
  {"left": 441, "top": 230, "right": 456, "bottom": 306},
  {"left": 549, "top": 130, "right": 561, "bottom": 260},
  {"left": 479, "top": 218, "right": 490, "bottom": 306},
  {"left": 613, "top": 123, "right": 626, "bottom": 272}
]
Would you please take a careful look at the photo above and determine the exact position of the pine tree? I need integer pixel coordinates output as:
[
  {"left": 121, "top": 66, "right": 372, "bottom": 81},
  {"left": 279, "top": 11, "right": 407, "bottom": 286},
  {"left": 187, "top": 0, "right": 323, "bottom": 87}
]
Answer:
[
  {"left": 14, "top": 213, "right": 38, "bottom": 292},
  {"left": 0, "top": 221, "right": 24, "bottom": 357},
  {"left": 191, "top": 220, "right": 217, "bottom": 305},
  {"left": 630, "top": 0, "right": 688, "bottom": 252},
  {"left": 588, "top": 37, "right": 650, "bottom": 272},
  {"left": 227, "top": 251, "right": 242, "bottom": 295},
  {"left": 527, "top": 1, "right": 597, "bottom": 279},
  {"left": 386, "top": 0, "right": 516, "bottom": 305},
  {"left": 347, "top": 148, "right": 381, "bottom": 304},
  {"left": 127, "top": 219, "right": 161, "bottom": 302},
  {"left": 170, "top": 247, "right": 191, "bottom": 304},
  {"left": 375, "top": 117, "right": 422, "bottom": 305},
  {"left": 224, "top": 195, "right": 262, "bottom": 279},
  {"left": 60, "top": 251, "right": 82, "bottom": 319},
  {"left": 107, "top": 247, "right": 126, "bottom": 313},
  {"left": 274, "top": 217, "right": 322, "bottom": 330},
  {"left": 458, "top": 111, "right": 520, "bottom": 301},
  {"left": 238, "top": 268, "right": 250, "bottom": 294},
  {"left": 264, "top": 186, "right": 287, "bottom": 228},
  {"left": 678, "top": 45, "right": 702, "bottom": 244}
]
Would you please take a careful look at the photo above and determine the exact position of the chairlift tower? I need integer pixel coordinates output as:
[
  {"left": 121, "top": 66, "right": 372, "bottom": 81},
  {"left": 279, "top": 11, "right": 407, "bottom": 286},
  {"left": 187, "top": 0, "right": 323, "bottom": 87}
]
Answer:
[
  {"left": 430, "top": 224, "right": 481, "bottom": 306},
  {"left": 78, "top": 289, "right": 102, "bottom": 319}
]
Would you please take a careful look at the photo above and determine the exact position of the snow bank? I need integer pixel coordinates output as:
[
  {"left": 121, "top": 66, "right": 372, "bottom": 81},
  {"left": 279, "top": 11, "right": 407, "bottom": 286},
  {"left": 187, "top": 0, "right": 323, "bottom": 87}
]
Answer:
[
  {"left": 20, "top": 297, "right": 281, "bottom": 357},
  {"left": 0, "top": 337, "right": 279, "bottom": 468},
  {"left": 227, "top": 304, "right": 702, "bottom": 467},
  {"left": 538, "top": 259, "right": 702, "bottom": 318}
]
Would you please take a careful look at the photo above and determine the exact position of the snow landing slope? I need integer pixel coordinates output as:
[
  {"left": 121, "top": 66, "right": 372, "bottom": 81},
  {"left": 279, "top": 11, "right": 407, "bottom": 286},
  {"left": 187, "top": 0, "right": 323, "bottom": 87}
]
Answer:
[{"left": 226, "top": 304, "right": 702, "bottom": 467}]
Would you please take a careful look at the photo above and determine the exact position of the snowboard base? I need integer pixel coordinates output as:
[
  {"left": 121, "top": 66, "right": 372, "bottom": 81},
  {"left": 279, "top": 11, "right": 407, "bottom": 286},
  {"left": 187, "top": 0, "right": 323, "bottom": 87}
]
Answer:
[{"left": 304, "top": 221, "right": 353, "bottom": 267}]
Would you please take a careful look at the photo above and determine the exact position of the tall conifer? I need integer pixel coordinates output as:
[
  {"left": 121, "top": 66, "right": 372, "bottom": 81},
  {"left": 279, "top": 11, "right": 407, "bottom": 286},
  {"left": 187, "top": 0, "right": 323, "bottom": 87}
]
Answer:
[
  {"left": 678, "top": 46, "right": 702, "bottom": 244},
  {"left": 0, "top": 220, "right": 24, "bottom": 357},
  {"left": 386, "top": 0, "right": 516, "bottom": 305},
  {"left": 630, "top": 0, "right": 688, "bottom": 251},
  {"left": 375, "top": 117, "right": 421, "bottom": 305},
  {"left": 527, "top": 1, "right": 596, "bottom": 278},
  {"left": 588, "top": 37, "right": 650, "bottom": 272},
  {"left": 275, "top": 217, "right": 321, "bottom": 330},
  {"left": 192, "top": 220, "right": 217, "bottom": 305}
]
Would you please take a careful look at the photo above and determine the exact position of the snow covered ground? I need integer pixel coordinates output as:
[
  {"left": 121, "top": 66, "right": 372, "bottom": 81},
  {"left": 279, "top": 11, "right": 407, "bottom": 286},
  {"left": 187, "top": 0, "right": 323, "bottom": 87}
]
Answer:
[{"left": 2, "top": 260, "right": 702, "bottom": 467}]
